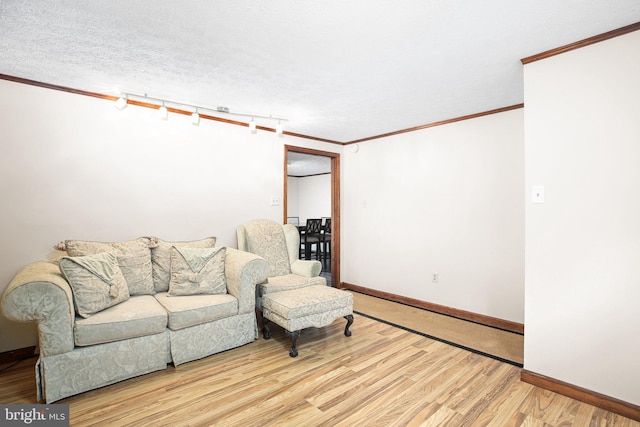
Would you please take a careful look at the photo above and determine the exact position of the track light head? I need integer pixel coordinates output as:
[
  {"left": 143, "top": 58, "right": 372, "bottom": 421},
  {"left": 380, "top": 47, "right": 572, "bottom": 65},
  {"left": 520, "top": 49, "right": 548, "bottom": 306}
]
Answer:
[
  {"left": 115, "top": 96, "right": 127, "bottom": 110},
  {"left": 249, "top": 118, "right": 256, "bottom": 132},
  {"left": 276, "top": 121, "right": 283, "bottom": 135},
  {"left": 191, "top": 110, "right": 200, "bottom": 125},
  {"left": 158, "top": 103, "right": 168, "bottom": 120}
]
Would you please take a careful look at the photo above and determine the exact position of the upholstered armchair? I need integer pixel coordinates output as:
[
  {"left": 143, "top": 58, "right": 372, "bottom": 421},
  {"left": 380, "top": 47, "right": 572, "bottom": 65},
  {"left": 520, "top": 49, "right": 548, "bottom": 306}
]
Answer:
[{"left": 236, "top": 219, "right": 326, "bottom": 309}]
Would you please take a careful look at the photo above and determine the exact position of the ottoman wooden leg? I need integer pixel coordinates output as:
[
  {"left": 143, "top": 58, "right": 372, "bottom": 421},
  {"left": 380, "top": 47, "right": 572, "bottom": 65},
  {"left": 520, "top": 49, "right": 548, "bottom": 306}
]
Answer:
[
  {"left": 286, "top": 330, "right": 301, "bottom": 357},
  {"left": 344, "top": 315, "right": 354, "bottom": 337},
  {"left": 262, "top": 316, "right": 272, "bottom": 340}
]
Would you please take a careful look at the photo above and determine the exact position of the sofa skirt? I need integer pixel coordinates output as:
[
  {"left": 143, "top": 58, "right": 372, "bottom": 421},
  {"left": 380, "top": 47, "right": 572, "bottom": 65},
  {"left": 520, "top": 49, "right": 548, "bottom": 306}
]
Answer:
[
  {"left": 38, "top": 330, "right": 169, "bottom": 403},
  {"left": 168, "top": 312, "right": 257, "bottom": 366}
]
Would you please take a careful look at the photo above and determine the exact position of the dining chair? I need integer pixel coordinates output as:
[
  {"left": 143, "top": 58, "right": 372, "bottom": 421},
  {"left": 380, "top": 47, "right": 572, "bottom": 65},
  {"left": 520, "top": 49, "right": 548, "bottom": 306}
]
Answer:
[
  {"left": 322, "top": 218, "right": 331, "bottom": 265},
  {"left": 302, "top": 218, "right": 323, "bottom": 260}
]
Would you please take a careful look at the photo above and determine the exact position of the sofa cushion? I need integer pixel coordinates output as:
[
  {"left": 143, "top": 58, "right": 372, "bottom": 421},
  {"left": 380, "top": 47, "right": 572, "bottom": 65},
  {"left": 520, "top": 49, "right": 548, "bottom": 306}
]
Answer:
[
  {"left": 59, "top": 252, "right": 130, "bottom": 318},
  {"left": 64, "top": 237, "right": 154, "bottom": 296},
  {"left": 155, "top": 292, "right": 238, "bottom": 331},
  {"left": 261, "top": 274, "right": 326, "bottom": 295},
  {"left": 168, "top": 247, "right": 227, "bottom": 296},
  {"left": 150, "top": 237, "right": 217, "bottom": 293},
  {"left": 74, "top": 295, "right": 167, "bottom": 346}
]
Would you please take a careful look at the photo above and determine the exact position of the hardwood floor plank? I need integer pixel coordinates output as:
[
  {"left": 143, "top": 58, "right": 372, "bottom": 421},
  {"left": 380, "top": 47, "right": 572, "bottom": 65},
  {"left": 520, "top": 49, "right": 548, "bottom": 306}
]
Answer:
[
  {"left": 375, "top": 379, "right": 437, "bottom": 423},
  {"left": 457, "top": 364, "right": 522, "bottom": 425},
  {"left": 518, "top": 386, "right": 558, "bottom": 420},
  {"left": 399, "top": 402, "right": 444, "bottom": 427},
  {"left": 420, "top": 353, "right": 485, "bottom": 402},
  {"left": 479, "top": 377, "right": 534, "bottom": 427},
  {"left": 423, "top": 404, "right": 466, "bottom": 426},
  {"left": 309, "top": 346, "right": 424, "bottom": 411},
  {"left": 519, "top": 414, "right": 554, "bottom": 427},
  {"left": 409, "top": 342, "right": 469, "bottom": 381},
  {"left": 332, "top": 376, "right": 418, "bottom": 427},
  {"left": 436, "top": 355, "right": 498, "bottom": 407},
  {"left": 572, "top": 402, "right": 597, "bottom": 426}
]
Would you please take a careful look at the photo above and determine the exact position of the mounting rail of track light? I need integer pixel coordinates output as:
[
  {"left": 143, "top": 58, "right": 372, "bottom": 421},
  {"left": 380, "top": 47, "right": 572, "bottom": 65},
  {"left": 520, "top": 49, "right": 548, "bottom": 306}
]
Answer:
[{"left": 114, "top": 92, "right": 287, "bottom": 134}]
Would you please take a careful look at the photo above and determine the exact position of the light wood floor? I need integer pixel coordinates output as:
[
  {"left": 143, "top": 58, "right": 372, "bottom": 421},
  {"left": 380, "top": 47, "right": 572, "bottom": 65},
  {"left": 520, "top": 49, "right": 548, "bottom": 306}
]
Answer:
[{"left": 1, "top": 315, "right": 637, "bottom": 426}]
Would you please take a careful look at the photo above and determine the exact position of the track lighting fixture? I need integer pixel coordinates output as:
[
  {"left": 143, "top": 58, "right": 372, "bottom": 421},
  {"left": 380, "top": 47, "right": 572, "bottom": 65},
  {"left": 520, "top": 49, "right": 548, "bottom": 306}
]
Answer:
[{"left": 114, "top": 92, "right": 287, "bottom": 134}]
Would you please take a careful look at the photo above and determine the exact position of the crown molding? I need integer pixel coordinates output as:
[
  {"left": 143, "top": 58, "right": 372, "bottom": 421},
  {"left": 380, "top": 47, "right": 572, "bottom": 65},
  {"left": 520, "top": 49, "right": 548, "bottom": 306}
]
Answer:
[
  {"left": 344, "top": 104, "right": 524, "bottom": 145},
  {"left": 521, "top": 21, "right": 640, "bottom": 64}
]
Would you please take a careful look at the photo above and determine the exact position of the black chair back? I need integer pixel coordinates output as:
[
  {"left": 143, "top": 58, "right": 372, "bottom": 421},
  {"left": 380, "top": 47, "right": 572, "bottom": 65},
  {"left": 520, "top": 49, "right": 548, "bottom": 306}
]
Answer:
[
  {"left": 324, "top": 218, "right": 332, "bottom": 234},
  {"left": 306, "top": 218, "right": 323, "bottom": 235}
]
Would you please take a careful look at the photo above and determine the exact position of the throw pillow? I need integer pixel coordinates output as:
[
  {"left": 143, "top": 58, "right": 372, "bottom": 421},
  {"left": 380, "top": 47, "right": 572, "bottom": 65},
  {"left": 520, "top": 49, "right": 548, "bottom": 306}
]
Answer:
[
  {"left": 59, "top": 251, "right": 130, "bottom": 318},
  {"left": 151, "top": 237, "right": 217, "bottom": 293},
  {"left": 64, "top": 238, "right": 154, "bottom": 296},
  {"left": 168, "top": 246, "right": 227, "bottom": 296}
]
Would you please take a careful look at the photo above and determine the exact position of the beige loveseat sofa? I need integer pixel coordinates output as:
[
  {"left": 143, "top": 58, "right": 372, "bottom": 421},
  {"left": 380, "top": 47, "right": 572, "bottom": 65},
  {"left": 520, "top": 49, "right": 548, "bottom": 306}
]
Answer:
[{"left": 0, "top": 237, "right": 269, "bottom": 403}]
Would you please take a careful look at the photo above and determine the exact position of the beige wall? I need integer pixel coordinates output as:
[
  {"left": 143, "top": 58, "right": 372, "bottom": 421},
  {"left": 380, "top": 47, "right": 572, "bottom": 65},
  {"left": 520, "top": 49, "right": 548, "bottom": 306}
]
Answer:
[
  {"left": 0, "top": 80, "right": 341, "bottom": 352},
  {"left": 341, "top": 109, "right": 525, "bottom": 323},
  {"left": 523, "top": 30, "right": 640, "bottom": 404},
  {"left": 287, "top": 176, "right": 300, "bottom": 219},
  {"left": 287, "top": 174, "right": 331, "bottom": 224}
]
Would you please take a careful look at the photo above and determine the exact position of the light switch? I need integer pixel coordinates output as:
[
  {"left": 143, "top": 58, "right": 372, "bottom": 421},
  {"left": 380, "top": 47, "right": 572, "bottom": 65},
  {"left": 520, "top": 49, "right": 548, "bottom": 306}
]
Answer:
[{"left": 532, "top": 186, "right": 544, "bottom": 204}]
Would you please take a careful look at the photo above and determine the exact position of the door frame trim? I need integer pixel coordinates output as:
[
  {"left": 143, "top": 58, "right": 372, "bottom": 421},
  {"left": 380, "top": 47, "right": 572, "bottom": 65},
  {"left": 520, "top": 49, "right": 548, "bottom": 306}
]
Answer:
[{"left": 284, "top": 145, "right": 340, "bottom": 287}]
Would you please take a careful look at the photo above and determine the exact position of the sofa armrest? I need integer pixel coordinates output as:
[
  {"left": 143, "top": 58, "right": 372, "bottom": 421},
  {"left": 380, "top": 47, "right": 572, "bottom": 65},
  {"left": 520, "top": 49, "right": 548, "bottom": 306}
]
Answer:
[
  {"left": 224, "top": 248, "right": 269, "bottom": 314},
  {"left": 1, "top": 261, "right": 75, "bottom": 356},
  {"left": 290, "top": 259, "right": 322, "bottom": 278}
]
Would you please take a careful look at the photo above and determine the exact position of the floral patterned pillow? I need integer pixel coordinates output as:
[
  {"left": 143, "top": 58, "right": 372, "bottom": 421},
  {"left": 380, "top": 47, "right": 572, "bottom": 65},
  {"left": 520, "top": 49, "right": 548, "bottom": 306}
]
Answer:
[
  {"left": 63, "top": 238, "right": 154, "bottom": 296},
  {"left": 59, "top": 251, "right": 130, "bottom": 318},
  {"left": 150, "top": 237, "right": 217, "bottom": 293},
  {"left": 168, "top": 246, "right": 227, "bottom": 296}
]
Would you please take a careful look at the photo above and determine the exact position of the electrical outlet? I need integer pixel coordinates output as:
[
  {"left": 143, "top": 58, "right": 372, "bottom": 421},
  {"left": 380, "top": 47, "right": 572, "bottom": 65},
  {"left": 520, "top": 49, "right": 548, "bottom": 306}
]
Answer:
[
  {"left": 432, "top": 272, "right": 439, "bottom": 284},
  {"left": 532, "top": 186, "right": 544, "bottom": 204}
]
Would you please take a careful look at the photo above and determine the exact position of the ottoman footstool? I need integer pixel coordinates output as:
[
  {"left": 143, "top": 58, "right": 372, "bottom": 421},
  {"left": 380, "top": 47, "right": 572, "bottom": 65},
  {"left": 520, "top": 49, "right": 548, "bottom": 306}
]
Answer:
[{"left": 261, "top": 285, "right": 354, "bottom": 357}]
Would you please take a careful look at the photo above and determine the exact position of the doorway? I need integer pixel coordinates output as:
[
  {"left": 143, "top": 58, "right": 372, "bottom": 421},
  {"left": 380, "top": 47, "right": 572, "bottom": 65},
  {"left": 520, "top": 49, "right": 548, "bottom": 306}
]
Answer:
[{"left": 284, "top": 145, "right": 340, "bottom": 287}]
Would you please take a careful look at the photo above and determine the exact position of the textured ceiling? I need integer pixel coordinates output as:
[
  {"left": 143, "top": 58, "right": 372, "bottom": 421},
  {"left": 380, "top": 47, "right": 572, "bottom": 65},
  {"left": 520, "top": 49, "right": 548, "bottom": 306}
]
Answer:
[
  {"left": 287, "top": 151, "right": 331, "bottom": 177},
  {"left": 1, "top": 1, "right": 639, "bottom": 142}
]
